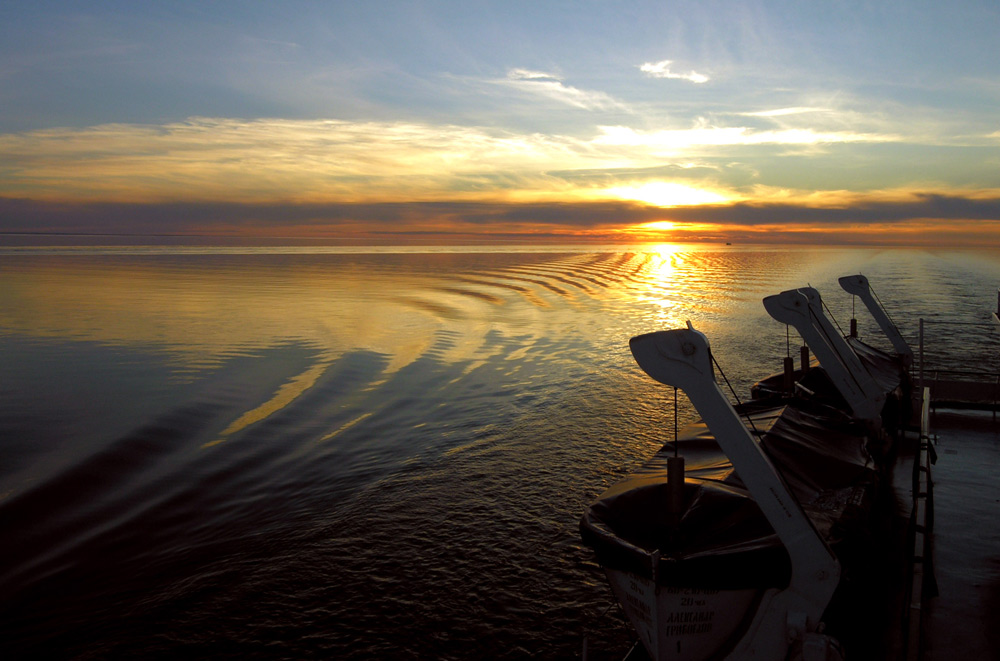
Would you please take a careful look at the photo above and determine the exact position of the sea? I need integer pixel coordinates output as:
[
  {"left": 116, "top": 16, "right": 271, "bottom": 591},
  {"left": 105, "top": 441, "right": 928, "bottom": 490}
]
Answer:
[{"left": 1, "top": 244, "right": 998, "bottom": 659}]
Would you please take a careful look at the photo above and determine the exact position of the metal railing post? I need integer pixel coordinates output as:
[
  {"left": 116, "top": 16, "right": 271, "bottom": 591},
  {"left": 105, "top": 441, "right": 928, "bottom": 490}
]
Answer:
[{"left": 918, "top": 318, "right": 924, "bottom": 393}]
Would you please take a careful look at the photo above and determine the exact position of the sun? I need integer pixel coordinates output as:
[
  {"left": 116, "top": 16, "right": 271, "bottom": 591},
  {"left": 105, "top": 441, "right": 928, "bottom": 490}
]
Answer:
[{"left": 639, "top": 221, "right": 678, "bottom": 232}]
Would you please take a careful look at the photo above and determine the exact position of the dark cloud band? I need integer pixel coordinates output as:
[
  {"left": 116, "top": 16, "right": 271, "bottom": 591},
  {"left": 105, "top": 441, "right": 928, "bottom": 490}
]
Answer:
[{"left": 2, "top": 195, "right": 999, "bottom": 242}]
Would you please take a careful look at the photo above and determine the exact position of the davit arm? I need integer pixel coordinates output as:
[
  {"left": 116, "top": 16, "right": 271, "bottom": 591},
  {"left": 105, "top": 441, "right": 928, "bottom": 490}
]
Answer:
[
  {"left": 763, "top": 288, "right": 885, "bottom": 425},
  {"left": 839, "top": 274, "right": 914, "bottom": 366},
  {"left": 630, "top": 326, "right": 841, "bottom": 660}
]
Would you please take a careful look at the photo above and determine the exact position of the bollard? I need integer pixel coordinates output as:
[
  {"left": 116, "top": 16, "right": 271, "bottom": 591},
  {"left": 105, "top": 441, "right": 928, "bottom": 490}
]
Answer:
[{"left": 783, "top": 356, "right": 795, "bottom": 392}]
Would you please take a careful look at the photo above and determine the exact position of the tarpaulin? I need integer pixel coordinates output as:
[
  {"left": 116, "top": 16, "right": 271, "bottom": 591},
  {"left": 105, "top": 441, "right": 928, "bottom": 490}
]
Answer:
[{"left": 580, "top": 399, "right": 878, "bottom": 589}]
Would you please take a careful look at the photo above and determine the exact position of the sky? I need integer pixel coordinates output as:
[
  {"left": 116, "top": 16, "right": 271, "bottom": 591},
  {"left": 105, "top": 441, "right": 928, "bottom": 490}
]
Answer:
[{"left": 2, "top": 1, "right": 1000, "bottom": 245}]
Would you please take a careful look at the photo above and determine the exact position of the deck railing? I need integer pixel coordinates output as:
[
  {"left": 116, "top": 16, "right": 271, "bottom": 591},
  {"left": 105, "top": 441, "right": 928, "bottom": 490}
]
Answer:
[
  {"left": 905, "top": 387, "right": 934, "bottom": 661},
  {"left": 917, "top": 318, "right": 999, "bottom": 420}
]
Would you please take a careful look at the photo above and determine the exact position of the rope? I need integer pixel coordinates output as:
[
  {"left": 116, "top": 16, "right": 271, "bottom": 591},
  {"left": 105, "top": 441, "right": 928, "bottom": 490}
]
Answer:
[
  {"left": 807, "top": 304, "right": 877, "bottom": 388},
  {"left": 869, "top": 282, "right": 904, "bottom": 336},
  {"left": 710, "top": 350, "right": 762, "bottom": 438},
  {"left": 823, "top": 297, "right": 847, "bottom": 337}
]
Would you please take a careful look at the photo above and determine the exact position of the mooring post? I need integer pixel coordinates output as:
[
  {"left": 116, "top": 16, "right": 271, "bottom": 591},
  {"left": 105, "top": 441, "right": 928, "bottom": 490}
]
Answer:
[{"left": 783, "top": 356, "right": 795, "bottom": 392}]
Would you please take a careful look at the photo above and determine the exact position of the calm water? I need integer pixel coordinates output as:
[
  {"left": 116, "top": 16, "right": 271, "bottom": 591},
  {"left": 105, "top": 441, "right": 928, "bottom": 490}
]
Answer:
[{"left": 2, "top": 245, "right": 998, "bottom": 659}]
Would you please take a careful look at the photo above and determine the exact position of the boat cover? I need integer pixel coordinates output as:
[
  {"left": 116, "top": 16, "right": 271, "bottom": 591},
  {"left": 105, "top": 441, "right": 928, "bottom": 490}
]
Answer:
[
  {"left": 751, "top": 358, "right": 845, "bottom": 406},
  {"left": 845, "top": 336, "right": 907, "bottom": 395},
  {"left": 580, "top": 400, "right": 877, "bottom": 589},
  {"left": 752, "top": 337, "right": 911, "bottom": 424}
]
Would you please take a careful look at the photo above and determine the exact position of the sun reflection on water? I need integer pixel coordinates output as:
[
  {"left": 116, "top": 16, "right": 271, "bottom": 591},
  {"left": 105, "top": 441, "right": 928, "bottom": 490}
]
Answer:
[
  {"left": 8, "top": 246, "right": 989, "bottom": 450},
  {"left": 635, "top": 244, "right": 689, "bottom": 326}
]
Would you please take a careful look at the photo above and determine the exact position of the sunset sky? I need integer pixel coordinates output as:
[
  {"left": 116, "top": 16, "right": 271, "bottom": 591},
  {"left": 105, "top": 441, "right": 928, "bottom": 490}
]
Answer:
[{"left": 3, "top": 1, "right": 1000, "bottom": 245}]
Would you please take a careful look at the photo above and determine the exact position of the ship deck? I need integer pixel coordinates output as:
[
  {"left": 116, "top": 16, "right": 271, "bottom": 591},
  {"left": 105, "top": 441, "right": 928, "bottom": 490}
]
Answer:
[
  {"left": 920, "top": 407, "right": 1000, "bottom": 660},
  {"left": 613, "top": 404, "right": 998, "bottom": 661}
]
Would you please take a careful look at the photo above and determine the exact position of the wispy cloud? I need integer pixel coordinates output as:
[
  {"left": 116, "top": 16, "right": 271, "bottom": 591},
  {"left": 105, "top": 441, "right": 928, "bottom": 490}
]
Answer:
[
  {"left": 500, "top": 68, "right": 630, "bottom": 111},
  {"left": 0, "top": 118, "right": 592, "bottom": 202},
  {"left": 639, "top": 60, "right": 709, "bottom": 84},
  {"left": 0, "top": 116, "right": 905, "bottom": 205},
  {"left": 739, "top": 107, "right": 831, "bottom": 117},
  {"left": 593, "top": 123, "right": 897, "bottom": 150}
]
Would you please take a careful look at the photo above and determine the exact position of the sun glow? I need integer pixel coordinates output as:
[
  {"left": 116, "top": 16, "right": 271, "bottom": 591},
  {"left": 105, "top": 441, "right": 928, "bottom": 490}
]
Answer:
[
  {"left": 639, "top": 221, "right": 677, "bottom": 232},
  {"left": 603, "top": 181, "right": 730, "bottom": 207}
]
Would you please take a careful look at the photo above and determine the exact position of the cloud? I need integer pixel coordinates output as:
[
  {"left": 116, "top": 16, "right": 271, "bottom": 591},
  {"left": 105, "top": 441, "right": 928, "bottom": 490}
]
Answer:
[
  {"left": 0, "top": 197, "right": 663, "bottom": 239},
  {"left": 506, "top": 68, "right": 553, "bottom": 80},
  {"left": 4, "top": 193, "right": 1000, "bottom": 246},
  {"left": 665, "top": 193, "right": 1000, "bottom": 226},
  {"left": 639, "top": 60, "right": 709, "bottom": 84},
  {"left": 739, "top": 107, "right": 831, "bottom": 117},
  {"left": 500, "top": 68, "right": 630, "bottom": 111},
  {"left": 594, "top": 123, "right": 897, "bottom": 151},
  {"left": 0, "top": 116, "right": 909, "bottom": 206},
  {"left": 0, "top": 118, "right": 604, "bottom": 203}
]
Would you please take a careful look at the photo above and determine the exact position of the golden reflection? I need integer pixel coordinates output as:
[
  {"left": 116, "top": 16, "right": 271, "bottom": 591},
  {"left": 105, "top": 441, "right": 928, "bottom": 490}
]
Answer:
[
  {"left": 0, "top": 253, "right": 571, "bottom": 439},
  {"left": 0, "top": 258, "right": 447, "bottom": 373},
  {"left": 208, "top": 357, "right": 336, "bottom": 446},
  {"left": 317, "top": 412, "right": 375, "bottom": 444},
  {"left": 637, "top": 244, "right": 687, "bottom": 325},
  {"left": 645, "top": 242, "right": 686, "bottom": 260}
]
